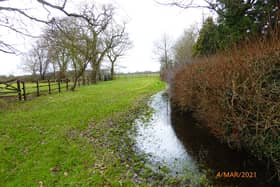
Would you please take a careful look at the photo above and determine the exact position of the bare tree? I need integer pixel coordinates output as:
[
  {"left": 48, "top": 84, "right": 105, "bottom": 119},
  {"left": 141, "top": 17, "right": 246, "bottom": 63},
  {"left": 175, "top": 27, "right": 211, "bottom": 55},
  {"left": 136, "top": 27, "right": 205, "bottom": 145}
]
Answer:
[
  {"left": 33, "top": 39, "right": 50, "bottom": 80},
  {"left": 0, "top": 0, "right": 63, "bottom": 54},
  {"left": 0, "top": 0, "right": 100, "bottom": 54},
  {"left": 154, "top": 34, "right": 174, "bottom": 71},
  {"left": 32, "top": 2, "right": 129, "bottom": 90},
  {"left": 106, "top": 23, "right": 132, "bottom": 80},
  {"left": 78, "top": 4, "right": 115, "bottom": 83},
  {"left": 21, "top": 39, "right": 50, "bottom": 80},
  {"left": 53, "top": 16, "right": 90, "bottom": 91},
  {"left": 44, "top": 25, "right": 70, "bottom": 79},
  {"left": 173, "top": 25, "right": 198, "bottom": 64},
  {"left": 21, "top": 53, "right": 38, "bottom": 79},
  {"left": 14, "top": 1, "right": 128, "bottom": 89}
]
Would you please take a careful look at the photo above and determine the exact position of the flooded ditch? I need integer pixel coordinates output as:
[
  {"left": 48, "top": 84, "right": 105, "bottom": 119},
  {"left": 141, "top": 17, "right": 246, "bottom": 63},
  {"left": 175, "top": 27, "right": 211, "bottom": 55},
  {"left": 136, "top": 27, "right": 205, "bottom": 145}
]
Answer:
[{"left": 133, "top": 91, "right": 279, "bottom": 186}]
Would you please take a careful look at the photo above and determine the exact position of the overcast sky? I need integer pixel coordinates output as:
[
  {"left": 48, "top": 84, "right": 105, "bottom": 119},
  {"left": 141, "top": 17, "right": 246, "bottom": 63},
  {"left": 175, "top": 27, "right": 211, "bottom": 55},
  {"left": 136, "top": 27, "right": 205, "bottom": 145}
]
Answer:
[{"left": 0, "top": 0, "right": 208, "bottom": 76}]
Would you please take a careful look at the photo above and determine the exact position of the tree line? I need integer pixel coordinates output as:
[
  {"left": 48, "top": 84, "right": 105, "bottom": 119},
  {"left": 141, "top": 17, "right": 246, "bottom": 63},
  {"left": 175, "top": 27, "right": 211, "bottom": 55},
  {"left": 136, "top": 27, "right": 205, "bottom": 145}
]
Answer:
[{"left": 0, "top": 1, "right": 131, "bottom": 91}]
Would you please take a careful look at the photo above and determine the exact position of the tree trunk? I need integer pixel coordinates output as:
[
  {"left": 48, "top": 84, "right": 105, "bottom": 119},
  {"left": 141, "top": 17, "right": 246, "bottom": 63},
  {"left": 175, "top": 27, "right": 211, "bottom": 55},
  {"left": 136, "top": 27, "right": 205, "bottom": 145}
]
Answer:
[
  {"left": 70, "top": 66, "right": 86, "bottom": 91},
  {"left": 82, "top": 72, "right": 86, "bottom": 85},
  {"left": 110, "top": 63, "right": 114, "bottom": 80},
  {"left": 91, "top": 61, "right": 100, "bottom": 84},
  {"left": 41, "top": 73, "right": 45, "bottom": 80},
  {"left": 53, "top": 63, "right": 56, "bottom": 80},
  {"left": 98, "top": 65, "right": 102, "bottom": 81},
  {"left": 91, "top": 68, "right": 97, "bottom": 84},
  {"left": 70, "top": 76, "right": 78, "bottom": 91},
  {"left": 32, "top": 72, "right": 37, "bottom": 81}
]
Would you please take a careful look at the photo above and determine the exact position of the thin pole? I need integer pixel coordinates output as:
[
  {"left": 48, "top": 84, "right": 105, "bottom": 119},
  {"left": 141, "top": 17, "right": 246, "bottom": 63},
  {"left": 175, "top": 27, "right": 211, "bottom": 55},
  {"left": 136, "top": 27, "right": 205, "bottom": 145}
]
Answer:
[
  {"left": 22, "top": 81, "right": 26, "bottom": 100},
  {"left": 17, "top": 80, "right": 22, "bottom": 101},
  {"left": 36, "top": 80, "right": 40, "bottom": 96}
]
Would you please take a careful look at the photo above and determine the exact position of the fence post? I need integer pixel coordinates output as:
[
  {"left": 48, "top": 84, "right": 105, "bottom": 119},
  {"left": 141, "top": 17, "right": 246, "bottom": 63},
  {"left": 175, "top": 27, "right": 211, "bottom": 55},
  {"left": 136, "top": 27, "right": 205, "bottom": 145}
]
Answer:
[
  {"left": 48, "top": 79, "right": 51, "bottom": 94},
  {"left": 22, "top": 81, "right": 26, "bottom": 101},
  {"left": 17, "top": 80, "right": 22, "bottom": 101},
  {"left": 58, "top": 80, "right": 61, "bottom": 93},
  {"left": 66, "top": 79, "right": 69, "bottom": 91},
  {"left": 36, "top": 80, "right": 40, "bottom": 96}
]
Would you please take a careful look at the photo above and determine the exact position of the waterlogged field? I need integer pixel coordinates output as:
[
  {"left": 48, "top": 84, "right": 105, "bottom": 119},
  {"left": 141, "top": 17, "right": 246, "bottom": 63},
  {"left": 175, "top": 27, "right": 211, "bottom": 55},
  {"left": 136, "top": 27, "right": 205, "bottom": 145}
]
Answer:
[{"left": 0, "top": 76, "right": 170, "bottom": 186}]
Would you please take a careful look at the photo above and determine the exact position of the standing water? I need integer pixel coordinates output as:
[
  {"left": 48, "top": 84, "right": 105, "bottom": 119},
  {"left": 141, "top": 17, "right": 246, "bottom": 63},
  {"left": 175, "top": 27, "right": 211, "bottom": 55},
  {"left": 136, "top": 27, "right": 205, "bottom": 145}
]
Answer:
[{"left": 133, "top": 91, "right": 278, "bottom": 187}]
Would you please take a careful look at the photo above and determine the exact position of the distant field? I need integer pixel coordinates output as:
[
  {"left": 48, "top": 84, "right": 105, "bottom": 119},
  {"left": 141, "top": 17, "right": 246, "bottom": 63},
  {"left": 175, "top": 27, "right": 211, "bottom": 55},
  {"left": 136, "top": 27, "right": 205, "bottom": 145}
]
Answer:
[
  {"left": 0, "top": 76, "right": 165, "bottom": 186},
  {"left": 115, "top": 73, "right": 159, "bottom": 79}
]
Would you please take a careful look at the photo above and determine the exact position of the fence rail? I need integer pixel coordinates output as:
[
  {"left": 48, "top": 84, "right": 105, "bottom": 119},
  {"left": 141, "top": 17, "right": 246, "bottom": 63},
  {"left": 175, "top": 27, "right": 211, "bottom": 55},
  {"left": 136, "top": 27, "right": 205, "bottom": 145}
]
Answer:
[
  {"left": 0, "top": 79, "right": 71, "bottom": 101},
  {"left": 0, "top": 79, "right": 22, "bottom": 100},
  {"left": 0, "top": 77, "right": 100, "bottom": 101}
]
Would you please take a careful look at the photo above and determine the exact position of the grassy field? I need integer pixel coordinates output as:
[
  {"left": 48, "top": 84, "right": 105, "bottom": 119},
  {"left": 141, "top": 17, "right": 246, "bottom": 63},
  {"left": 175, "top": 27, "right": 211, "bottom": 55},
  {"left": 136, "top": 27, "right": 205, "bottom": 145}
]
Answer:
[{"left": 0, "top": 76, "right": 167, "bottom": 186}]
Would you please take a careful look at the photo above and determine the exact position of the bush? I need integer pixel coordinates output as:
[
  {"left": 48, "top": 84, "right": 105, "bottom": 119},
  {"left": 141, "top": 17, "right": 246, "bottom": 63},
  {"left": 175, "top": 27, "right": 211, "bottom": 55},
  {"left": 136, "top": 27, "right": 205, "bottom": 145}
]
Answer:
[{"left": 171, "top": 37, "right": 280, "bottom": 179}]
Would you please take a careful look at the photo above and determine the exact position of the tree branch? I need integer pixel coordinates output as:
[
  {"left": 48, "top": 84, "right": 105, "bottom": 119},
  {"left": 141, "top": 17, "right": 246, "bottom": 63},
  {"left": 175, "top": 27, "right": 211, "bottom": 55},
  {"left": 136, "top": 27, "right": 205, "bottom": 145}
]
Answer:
[
  {"left": 37, "top": 0, "right": 93, "bottom": 25},
  {"left": 0, "top": 6, "right": 51, "bottom": 24},
  {"left": 155, "top": 0, "right": 214, "bottom": 10},
  {"left": 0, "top": 23, "right": 40, "bottom": 38},
  {"left": 0, "top": 40, "right": 18, "bottom": 54}
]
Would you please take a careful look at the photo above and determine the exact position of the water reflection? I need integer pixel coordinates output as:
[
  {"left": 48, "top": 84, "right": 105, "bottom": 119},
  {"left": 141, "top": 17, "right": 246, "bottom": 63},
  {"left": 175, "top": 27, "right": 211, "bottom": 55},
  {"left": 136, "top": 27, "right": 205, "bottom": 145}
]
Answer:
[
  {"left": 134, "top": 91, "right": 199, "bottom": 175},
  {"left": 134, "top": 92, "right": 278, "bottom": 186}
]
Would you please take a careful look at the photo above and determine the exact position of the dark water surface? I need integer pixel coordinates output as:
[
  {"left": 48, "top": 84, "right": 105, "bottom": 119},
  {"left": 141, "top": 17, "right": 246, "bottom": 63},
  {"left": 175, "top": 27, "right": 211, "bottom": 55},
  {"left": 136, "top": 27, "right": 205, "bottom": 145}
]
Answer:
[{"left": 134, "top": 92, "right": 279, "bottom": 187}]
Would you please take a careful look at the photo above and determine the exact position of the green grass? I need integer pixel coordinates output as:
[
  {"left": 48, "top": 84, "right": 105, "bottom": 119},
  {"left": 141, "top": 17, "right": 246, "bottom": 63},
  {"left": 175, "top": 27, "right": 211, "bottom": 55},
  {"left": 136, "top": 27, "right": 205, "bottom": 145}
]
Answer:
[{"left": 0, "top": 76, "right": 165, "bottom": 186}]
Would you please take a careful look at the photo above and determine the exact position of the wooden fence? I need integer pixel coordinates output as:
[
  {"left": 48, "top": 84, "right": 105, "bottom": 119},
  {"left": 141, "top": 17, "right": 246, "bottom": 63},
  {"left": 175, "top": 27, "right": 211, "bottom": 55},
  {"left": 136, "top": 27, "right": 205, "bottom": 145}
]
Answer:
[
  {"left": 0, "top": 79, "right": 71, "bottom": 101},
  {"left": 32, "top": 79, "right": 70, "bottom": 97},
  {"left": 0, "top": 79, "right": 22, "bottom": 100},
  {"left": 0, "top": 73, "right": 157, "bottom": 101}
]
